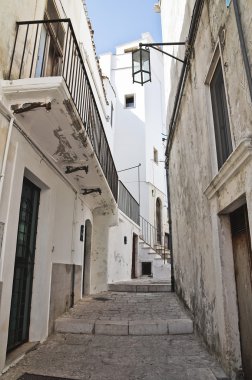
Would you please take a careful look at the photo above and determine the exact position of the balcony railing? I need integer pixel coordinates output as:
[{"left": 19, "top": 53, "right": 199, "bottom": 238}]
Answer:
[
  {"left": 140, "top": 216, "right": 157, "bottom": 250},
  {"left": 8, "top": 19, "right": 118, "bottom": 201},
  {"left": 118, "top": 181, "right": 140, "bottom": 225}
]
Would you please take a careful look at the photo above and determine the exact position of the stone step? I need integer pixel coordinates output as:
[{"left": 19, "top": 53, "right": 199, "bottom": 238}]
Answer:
[
  {"left": 55, "top": 317, "right": 194, "bottom": 336},
  {"left": 108, "top": 282, "right": 171, "bottom": 293}
]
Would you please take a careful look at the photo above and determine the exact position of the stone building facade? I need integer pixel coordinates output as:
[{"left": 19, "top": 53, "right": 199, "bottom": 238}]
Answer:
[
  {"left": 160, "top": 0, "right": 252, "bottom": 378},
  {"left": 0, "top": 0, "right": 140, "bottom": 372}
]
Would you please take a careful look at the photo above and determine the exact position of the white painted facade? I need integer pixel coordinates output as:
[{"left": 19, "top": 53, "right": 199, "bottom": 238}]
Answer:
[
  {"left": 100, "top": 34, "right": 170, "bottom": 279},
  {"left": 0, "top": 0, "right": 140, "bottom": 372},
  {"left": 160, "top": 0, "right": 252, "bottom": 377}
]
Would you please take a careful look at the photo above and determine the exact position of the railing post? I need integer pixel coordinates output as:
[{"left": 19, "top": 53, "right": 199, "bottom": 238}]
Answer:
[
  {"left": 19, "top": 24, "right": 29, "bottom": 79},
  {"left": 29, "top": 24, "right": 39, "bottom": 78},
  {"left": 8, "top": 23, "right": 19, "bottom": 80}
]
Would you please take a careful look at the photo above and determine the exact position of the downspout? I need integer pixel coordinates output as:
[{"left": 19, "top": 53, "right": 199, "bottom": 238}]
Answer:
[
  {"left": 71, "top": 264, "right": 75, "bottom": 308},
  {"left": 70, "top": 193, "right": 78, "bottom": 308},
  {"left": 165, "top": 0, "right": 205, "bottom": 292},
  {"left": 0, "top": 116, "right": 14, "bottom": 204},
  {"left": 166, "top": 166, "right": 174, "bottom": 292},
  {"left": 233, "top": 0, "right": 252, "bottom": 102}
]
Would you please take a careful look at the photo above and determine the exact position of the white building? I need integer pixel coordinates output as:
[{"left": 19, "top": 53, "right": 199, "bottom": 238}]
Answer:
[
  {"left": 100, "top": 33, "right": 170, "bottom": 280},
  {"left": 0, "top": 0, "right": 140, "bottom": 372},
  {"left": 160, "top": 0, "right": 252, "bottom": 378}
]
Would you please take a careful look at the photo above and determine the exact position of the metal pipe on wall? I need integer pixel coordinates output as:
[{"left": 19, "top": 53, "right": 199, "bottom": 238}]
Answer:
[
  {"left": 0, "top": 116, "right": 14, "bottom": 205},
  {"left": 233, "top": 0, "right": 252, "bottom": 102}
]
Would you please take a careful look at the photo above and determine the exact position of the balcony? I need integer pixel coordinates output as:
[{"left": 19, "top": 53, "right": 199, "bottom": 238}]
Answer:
[
  {"left": 2, "top": 19, "right": 118, "bottom": 204},
  {"left": 118, "top": 181, "right": 140, "bottom": 225}
]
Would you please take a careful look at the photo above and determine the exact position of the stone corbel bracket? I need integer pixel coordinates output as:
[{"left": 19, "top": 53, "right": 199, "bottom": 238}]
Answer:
[{"left": 204, "top": 137, "right": 252, "bottom": 200}]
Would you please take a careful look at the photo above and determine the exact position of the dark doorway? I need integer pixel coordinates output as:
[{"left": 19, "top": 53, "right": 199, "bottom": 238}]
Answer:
[
  {"left": 230, "top": 204, "right": 252, "bottom": 380},
  {"left": 82, "top": 220, "right": 92, "bottom": 296},
  {"left": 131, "top": 234, "right": 137, "bottom": 279},
  {"left": 156, "top": 198, "right": 162, "bottom": 244},
  {"left": 142, "top": 262, "right": 152, "bottom": 276},
  {"left": 8, "top": 178, "right": 40, "bottom": 352}
]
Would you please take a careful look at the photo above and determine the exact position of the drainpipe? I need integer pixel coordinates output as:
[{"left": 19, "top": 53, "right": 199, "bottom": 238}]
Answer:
[
  {"left": 71, "top": 264, "right": 75, "bottom": 308},
  {"left": 166, "top": 166, "right": 175, "bottom": 292},
  {"left": 233, "top": 0, "right": 252, "bottom": 102},
  {"left": 165, "top": 0, "right": 205, "bottom": 292},
  {"left": 0, "top": 116, "right": 14, "bottom": 204},
  {"left": 70, "top": 193, "right": 77, "bottom": 308}
]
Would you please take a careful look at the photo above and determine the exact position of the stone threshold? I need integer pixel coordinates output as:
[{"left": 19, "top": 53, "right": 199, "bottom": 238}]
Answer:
[
  {"left": 55, "top": 317, "right": 193, "bottom": 336},
  {"left": 108, "top": 283, "right": 171, "bottom": 292}
]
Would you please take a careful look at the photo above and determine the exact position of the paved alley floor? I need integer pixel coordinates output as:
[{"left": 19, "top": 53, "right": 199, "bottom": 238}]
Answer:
[{"left": 2, "top": 291, "right": 229, "bottom": 380}]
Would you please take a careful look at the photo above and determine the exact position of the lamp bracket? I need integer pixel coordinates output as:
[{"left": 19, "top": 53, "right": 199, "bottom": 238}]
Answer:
[
  {"left": 139, "top": 42, "right": 186, "bottom": 64},
  {"left": 81, "top": 188, "right": 102, "bottom": 196},
  {"left": 65, "top": 165, "right": 89, "bottom": 174}
]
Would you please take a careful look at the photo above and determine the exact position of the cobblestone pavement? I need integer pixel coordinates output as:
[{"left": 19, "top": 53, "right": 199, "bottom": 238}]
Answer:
[
  {"left": 63, "top": 292, "right": 190, "bottom": 321},
  {"left": 2, "top": 291, "right": 229, "bottom": 380},
  {"left": 2, "top": 334, "right": 228, "bottom": 380}
]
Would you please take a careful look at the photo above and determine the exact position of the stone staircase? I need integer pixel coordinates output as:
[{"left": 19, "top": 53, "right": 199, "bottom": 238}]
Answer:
[
  {"left": 54, "top": 288, "right": 193, "bottom": 337},
  {"left": 107, "top": 280, "right": 171, "bottom": 293},
  {"left": 139, "top": 238, "right": 171, "bottom": 280}
]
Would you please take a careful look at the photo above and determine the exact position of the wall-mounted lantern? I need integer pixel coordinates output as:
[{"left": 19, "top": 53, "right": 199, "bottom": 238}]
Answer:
[
  {"left": 132, "top": 42, "right": 186, "bottom": 86},
  {"left": 132, "top": 47, "right": 151, "bottom": 85}
]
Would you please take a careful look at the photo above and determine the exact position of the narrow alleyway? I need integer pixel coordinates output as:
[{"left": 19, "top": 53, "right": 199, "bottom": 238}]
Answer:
[{"left": 2, "top": 282, "right": 228, "bottom": 380}]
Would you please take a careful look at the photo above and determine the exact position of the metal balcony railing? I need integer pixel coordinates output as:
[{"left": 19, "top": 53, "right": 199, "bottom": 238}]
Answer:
[
  {"left": 8, "top": 19, "right": 118, "bottom": 201},
  {"left": 140, "top": 216, "right": 170, "bottom": 262},
  {"left": 140, "top": 216, "right": 157, "bottom": 250},
  {"left": 118, "top": 181, "right": 140, "bottom": 225}
]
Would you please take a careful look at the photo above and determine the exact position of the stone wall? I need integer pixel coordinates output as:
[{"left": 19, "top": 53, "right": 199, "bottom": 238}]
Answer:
[{"left": 164, "top": 0, "right": 252, "bottom": 377}]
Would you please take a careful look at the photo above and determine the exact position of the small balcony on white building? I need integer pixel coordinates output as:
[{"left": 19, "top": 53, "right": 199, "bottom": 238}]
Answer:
[{"left": 1, "top": 18, "right": 118, "bottom": 208}]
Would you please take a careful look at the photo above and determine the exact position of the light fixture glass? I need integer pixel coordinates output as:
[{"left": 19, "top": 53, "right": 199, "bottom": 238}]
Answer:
[{"left": 132, "top": 48, "right": 151, "bottom": 85}]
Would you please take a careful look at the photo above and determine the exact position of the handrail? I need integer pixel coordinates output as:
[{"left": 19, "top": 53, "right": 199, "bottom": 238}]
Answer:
[
  {"left": 118, "top": 181, "right": 140, "bottom": 225},
  {"left": 140, "top": 215, "right": 157, "bottom": 249},
  {"left": 8, "top": 19, "right": 118, "bottom": 201},
  {"left": 140, "top": 215, "right": 170, "bottom": 262}
]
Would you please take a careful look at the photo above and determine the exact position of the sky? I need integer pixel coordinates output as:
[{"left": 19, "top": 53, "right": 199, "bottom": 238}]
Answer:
[{"left": 85, "top": 0, "right": 162, "bottom": 55}]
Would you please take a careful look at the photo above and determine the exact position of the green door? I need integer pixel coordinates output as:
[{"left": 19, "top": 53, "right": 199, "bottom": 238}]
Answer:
[{"left": 7, "top": 177, "right": 40, "bottom": 352}]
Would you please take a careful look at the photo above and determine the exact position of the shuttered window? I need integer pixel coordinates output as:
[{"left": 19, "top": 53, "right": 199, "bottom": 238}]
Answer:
[{"left": 210, "top": 60, "right": 233, "bottom": 169}]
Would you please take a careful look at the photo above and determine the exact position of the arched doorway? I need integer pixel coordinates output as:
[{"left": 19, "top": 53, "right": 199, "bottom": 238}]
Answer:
[
  {"left": 156, "top": 198, "right": 162, "bottom": 245},
  {"left": 82, "top": 220, "right": 92, "bottom": 296}
]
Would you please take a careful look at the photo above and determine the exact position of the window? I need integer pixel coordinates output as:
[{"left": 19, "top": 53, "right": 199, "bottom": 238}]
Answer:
[
  {"left": 210, "top": 60, "right": 232, "bottom": 169},
  {"left": 142, "top": 262, "right": 152, "bottom": 276},
  {"left": 125, "top": 94, "right": 135, "bottom": 108},
  {"left": 110, "top": 102, "right": 114, "bottom": 127},
  {"left": 153, "top": 148, "right": 158, "bottom": 164}
]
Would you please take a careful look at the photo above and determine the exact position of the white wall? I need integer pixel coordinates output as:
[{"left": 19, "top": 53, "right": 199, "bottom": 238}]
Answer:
[
  {"left": 0, "top": 123, "right": 83, "bottom": 369},
  {"left": 108, "top": 211, "right": 140, "bottom": 283},
  {"left": 0, "top": 0, "right": 120, "bottom": 370},
  {"left": 100, "top": 34, "right": 168, "bottom": 226}
]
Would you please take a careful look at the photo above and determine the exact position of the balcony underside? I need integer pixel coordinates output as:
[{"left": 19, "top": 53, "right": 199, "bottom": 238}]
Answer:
[{"left": 1, "top": 76, "right": 116, "bottom": 210}]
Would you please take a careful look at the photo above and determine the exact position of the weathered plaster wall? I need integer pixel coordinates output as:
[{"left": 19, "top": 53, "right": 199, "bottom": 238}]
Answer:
[
  {"left": 0, "top": 0, "right": 120, "bottom": 372},
  {"left": 49, "top": 263, "right": 82, "bottom": 333},
  {"left": 162, "top": 0, "right": 252, "bottom": 377},
  {"left": 0, "top": 109, "right": 110, "bottom": 370},
  {"left": 90, "top": 207, "right": 118, "bottom": 294},
  {"left": 108, "top": 210, "right": 140, "bottom": 283}
]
